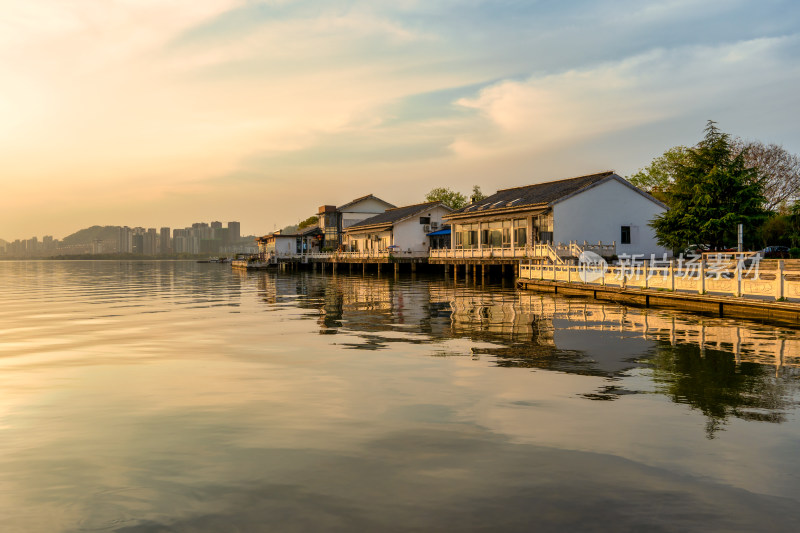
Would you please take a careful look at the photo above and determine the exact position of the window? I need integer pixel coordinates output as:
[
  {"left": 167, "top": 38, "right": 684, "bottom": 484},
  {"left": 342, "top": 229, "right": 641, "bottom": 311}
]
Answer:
[
  {"left": 621, "top": 226, "right": 631, "bottom": 244},
  {"left": 419, "top": 217, "right": 431, "bottom": 225}
]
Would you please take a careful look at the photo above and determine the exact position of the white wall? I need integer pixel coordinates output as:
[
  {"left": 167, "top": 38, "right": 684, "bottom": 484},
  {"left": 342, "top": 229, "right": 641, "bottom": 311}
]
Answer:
[
  {"left": 552, "top": 178, "right": 669, "bottom": 258},
  {"left": 341, "top": 197, "right": 394, "bottom": 229},
  {"left": 343, "top": 197, "right": 393, "bottom": 214},
  {"left": 274, "top": 236, "right": 295, "bottom": 255},
  {"left": 345, "top": 230, "right": 392, "bottom": 252},
  {"left": 392, "top": 206, "right": 450, "bottom": 252}
]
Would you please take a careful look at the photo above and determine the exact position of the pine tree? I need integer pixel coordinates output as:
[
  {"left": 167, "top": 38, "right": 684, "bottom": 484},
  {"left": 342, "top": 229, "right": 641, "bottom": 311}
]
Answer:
[{"left": 650, "top": 121, "right": 766, "bottom": 251}]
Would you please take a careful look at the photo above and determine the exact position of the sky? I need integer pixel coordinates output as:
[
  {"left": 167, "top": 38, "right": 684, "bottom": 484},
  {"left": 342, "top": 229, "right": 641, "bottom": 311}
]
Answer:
[{"left": 2, "top": 0, "right": 800, "bottom": 240}]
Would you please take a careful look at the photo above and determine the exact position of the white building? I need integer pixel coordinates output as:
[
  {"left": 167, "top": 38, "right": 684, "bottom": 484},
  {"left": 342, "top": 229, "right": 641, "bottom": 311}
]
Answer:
[
  {"left": 256, "top": 226, "right": 323, "bottom": 258},
  {"left": 343, "top": 201, "right": 452, "bottom": 256},
  {"left": 317, "top": 194, "right": 395, "bottom": 250},
  {"left": 444, "top": 171, "right": 669, "bottom": 259}
]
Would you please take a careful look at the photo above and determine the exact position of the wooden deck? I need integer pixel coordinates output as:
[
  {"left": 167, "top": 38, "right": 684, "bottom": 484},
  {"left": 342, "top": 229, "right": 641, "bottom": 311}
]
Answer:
[{"left": 517, "top": 278, "right": 800, "bottom": 327}]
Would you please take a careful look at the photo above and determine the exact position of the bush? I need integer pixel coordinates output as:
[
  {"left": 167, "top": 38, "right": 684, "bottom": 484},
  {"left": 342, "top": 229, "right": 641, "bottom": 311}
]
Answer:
[{"left": 790, "top": 248, "right": 800, "bottom": 259}]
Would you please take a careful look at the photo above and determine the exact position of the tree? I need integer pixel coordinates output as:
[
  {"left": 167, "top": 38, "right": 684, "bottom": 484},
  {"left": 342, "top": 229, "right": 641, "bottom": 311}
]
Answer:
[
  {"left": 425, "top": 187, "right": 468, "bottom": 210},
  {"left": 298, "top": 215, "right": 318, "bottom": 230},
  {"left": 650, "top": 121, "right": 767, "bottom": 251},
  {"left": 630, "top": 140, "right": 800, "bottom": 212},
  {"left": 628, "top": 146, "right": 690, "bottom": 203},
  {"left": 731, "top": 139, "right": 800, "bottom": 212},
  {"left": 470, "top": 185, "right": 486, "bottom": 204}
]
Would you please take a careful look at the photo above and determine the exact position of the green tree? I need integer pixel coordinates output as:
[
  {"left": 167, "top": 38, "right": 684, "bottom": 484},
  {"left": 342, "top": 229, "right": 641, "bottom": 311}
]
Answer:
[
  {"left": 650, "top": 121, "right": 767, "bottom": 251},
  {"left": 425, "top": 187, "right": 468, "bottom": 210},
  {"left": 298, "top": 215, "right": 318, "bottom": 230},
  {"left": 470, "top": 185, "right": 486, "bottom": 204},
  {"left": 628, "top": 146, "right": 690, "bottom": 203}
]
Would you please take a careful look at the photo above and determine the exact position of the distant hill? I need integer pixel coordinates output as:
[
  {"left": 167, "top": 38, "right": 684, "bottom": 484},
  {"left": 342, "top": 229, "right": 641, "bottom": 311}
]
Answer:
[{"left": 62, "top": 225, "right": 120, "bottom": 245}]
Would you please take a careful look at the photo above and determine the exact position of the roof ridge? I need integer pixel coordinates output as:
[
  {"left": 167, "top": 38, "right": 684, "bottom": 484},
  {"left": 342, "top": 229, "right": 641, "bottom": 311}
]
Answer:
[
  {"left": 385, "top": 200, "right": 440, "bottom": 212},
  {"left": 496, "top": 171, "right": 614, "bottom": 193}
]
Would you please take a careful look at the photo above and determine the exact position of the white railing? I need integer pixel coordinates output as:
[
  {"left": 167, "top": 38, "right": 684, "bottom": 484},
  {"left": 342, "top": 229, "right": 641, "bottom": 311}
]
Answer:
[
  {"left": 269, "top": 250, "right": 429, "bottom": 260},
  {"left": 429, "top": 241, "right": 615, "bottom": 263},
  {"left": 518, "top": 260, "right": 798, "bottom": 301},
  {"left": 429, "top": 244, "right": 562, "bottom": 261}
]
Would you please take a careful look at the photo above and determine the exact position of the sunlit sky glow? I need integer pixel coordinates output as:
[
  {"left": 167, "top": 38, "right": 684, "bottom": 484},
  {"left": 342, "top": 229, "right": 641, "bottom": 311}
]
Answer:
[{"left": 2, "top": 0, "right": 799, "bottom": 239}]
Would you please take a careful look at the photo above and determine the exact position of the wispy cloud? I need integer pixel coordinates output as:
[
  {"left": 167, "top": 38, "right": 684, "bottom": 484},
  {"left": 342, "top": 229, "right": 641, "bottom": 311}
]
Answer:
[{"left": 1, "top": 1, "right": 799, "bottom": 238}]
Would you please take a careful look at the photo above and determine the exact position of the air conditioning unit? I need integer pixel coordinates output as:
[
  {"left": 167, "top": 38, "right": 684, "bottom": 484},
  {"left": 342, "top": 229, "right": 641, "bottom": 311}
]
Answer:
[{"left": 423, "top": 224, "right": 431, "bottom": 232}]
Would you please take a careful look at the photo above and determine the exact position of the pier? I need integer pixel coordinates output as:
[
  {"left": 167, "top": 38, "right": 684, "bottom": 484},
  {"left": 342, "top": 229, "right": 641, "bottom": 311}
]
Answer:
[{"left": 516, "top": 261, "right": 800, "bottom": 326}]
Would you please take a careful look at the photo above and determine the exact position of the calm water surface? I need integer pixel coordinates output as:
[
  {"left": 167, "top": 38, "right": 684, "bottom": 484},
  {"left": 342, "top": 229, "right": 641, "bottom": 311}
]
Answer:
[{"left": 1, "top": 260, "right": 800, "bottom": 532}]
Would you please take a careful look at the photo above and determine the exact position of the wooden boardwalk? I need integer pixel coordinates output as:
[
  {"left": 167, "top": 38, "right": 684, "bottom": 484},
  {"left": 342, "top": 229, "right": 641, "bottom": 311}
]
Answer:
[{"left": 517, "top": 277, "right": 800, "bottom": 327}]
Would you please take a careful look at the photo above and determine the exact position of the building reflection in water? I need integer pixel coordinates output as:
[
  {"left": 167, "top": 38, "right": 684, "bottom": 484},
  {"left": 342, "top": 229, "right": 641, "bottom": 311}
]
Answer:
[{"left": 248, "top": 271, "right": 800, "bottom": 437}]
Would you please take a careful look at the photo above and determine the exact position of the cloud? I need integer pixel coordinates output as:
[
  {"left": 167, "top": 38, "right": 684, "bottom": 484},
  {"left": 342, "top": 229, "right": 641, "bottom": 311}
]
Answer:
[{"left": 450, "top": 35, "right": 800, "bottom": 159}]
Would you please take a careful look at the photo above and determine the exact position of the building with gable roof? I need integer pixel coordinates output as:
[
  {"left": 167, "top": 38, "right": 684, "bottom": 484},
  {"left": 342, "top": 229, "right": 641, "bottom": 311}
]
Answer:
[
  {"left": 316, "top": 194, "right": 395, "bottom": 250},
  {"left": 343, "top": 201, "right": 452, "bottom": 257},
  {"left": 436, "top": 171, "right": 668, "bottom": 262}
]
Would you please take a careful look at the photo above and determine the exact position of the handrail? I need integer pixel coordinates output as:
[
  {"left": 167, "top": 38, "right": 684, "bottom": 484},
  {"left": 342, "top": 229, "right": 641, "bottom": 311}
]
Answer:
[{"left": 518, "top": 257, "right": 792, "bottom": 301}]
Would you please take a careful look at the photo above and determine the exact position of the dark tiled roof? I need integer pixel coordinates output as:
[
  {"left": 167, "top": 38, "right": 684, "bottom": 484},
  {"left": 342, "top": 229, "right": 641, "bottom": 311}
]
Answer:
[
  {"left": 449, "top": 171, "right": 616, "bottom": 217},
  {"left": 337, "top": 194, "right": 395, "bottom": 211},
  {"left": 347, "top": 201, "right": 446, "bottom": 230}
]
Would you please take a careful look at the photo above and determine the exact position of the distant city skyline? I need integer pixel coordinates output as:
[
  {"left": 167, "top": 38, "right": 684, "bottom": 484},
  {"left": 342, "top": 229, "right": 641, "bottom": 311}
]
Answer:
[
  {"left": 0, "top": 220, "right": 249, "bottom": 257},
  {"left": 3, "top": 1, "right": 799, "bottom": 239}
]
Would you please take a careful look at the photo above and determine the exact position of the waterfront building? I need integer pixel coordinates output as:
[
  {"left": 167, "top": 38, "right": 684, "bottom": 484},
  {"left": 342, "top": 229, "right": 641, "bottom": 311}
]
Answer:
[
  {"left": 317, "top": 194, "right": 395, "bottom": 250},
  {"left": 343, "top": 201, "right": 452, "bottom": 256},
  {"left": 440, "top": 171, "right": 668, "bottom": 261},
  {"left": 256, "top": 226, "right": 323, "bottom": 258}
]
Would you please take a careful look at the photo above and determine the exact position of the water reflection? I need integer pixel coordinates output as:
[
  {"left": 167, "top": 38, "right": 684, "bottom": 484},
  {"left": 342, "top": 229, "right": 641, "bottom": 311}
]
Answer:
[
  {"left": 3, "top": 262, "right": 800, "bottom": 532},
  {"left": 249, "top": 271, "right": 800, "bottom": 437}
]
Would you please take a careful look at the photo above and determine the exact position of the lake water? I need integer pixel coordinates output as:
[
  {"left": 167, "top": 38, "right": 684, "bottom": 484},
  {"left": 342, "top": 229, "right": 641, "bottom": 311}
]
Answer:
[{"left": 1, "top": 260, "right": 800, "bottom": 532}]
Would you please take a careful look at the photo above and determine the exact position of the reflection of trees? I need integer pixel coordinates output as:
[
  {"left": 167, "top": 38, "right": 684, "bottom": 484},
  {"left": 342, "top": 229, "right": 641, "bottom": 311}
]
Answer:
[
  {"left": 649, "top": 343, "right": 798, "bottom": 438},
  {"left": 247, "top": 271, "right": 800, "bottom": 434}
]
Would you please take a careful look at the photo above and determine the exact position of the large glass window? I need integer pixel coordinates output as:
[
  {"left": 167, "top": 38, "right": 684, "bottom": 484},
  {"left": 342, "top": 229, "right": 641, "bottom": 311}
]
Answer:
[
  {"left": 513, "top": 219, "right": 527, "bottom": 247},
  {"left": 533, "top": 213, "right": 553, "bottom": 243},
  {"left": 481, "top": 221, "right": 503, "bottom": 248},
  {"left": 455, "top": 224, "right": 479, "bottom": 249}
]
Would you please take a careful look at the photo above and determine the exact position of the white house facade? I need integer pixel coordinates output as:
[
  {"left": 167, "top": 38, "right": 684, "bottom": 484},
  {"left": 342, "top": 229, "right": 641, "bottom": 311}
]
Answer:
[
  {"left": 551, "top": 176, "right": 668, "bottom": 258},
  {"left": 317, "top": 194, "right": 395, "bottom": 250},
  {"left": 344, "top": 202, "right": 452, "bottom": 256},
  {"left": 441, "top": 171, "right": 669, "bottom": 261}
]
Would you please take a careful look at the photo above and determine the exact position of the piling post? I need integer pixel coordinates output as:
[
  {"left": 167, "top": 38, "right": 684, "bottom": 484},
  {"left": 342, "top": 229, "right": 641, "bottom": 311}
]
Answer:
[
  {"left": 735, "top": 261, "right": 742, "bottom": 297},
  {"left": 699, "top": 258, "right": 705, "bottom": 294},
  {"left": 670, "top": 260, "right": 675, "bottom": 291},
  {"left": 411, "top": 262, "right": 417, "bottom": 273},
  {"left": 776, "top": 260, "right": 785, "bottom": 300},
  {"left": 643, "top": 260, "right": 649, "bottom": 289}
]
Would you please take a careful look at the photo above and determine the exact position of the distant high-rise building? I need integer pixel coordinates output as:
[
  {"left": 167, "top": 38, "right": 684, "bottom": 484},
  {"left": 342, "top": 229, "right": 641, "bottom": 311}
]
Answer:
[
  {"left": 159, "top": 227, "right": 170, "bottom": 254},
  {"left": 143, "top": 228, "right": 157, "bottom": 255},
  {"left": 132, "top": 233, "right": 144, "bottom": 254},
  {"left": 227, "top": 221, "right": 240, "bottom": 243},
  {"left": 118, "top": 226, "right": 132, "bottom": 253},
  {"left": 210, "top": 221, "right": 222, "bottom": 229},
  {"left": 172, "top": 228, "right": 187, "bottom": 254}
]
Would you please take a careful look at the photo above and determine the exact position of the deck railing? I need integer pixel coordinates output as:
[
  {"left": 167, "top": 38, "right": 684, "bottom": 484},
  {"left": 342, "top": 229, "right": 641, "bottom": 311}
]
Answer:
[
  {"left": 429, "top": 241, "right": 615, "bottom": 263},
  {"left": 518, "top": 258, "right": 798, "bottom": 301},
  {"left": 266, "top": 250, "right": 429, "bottom": 261}
]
